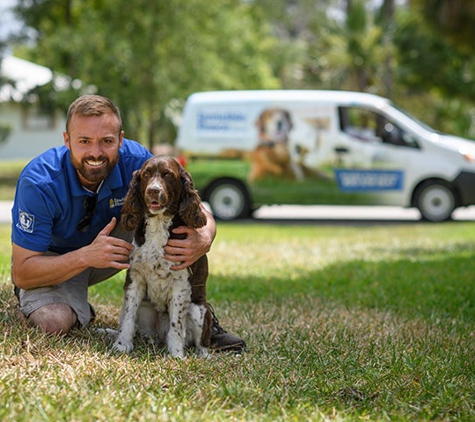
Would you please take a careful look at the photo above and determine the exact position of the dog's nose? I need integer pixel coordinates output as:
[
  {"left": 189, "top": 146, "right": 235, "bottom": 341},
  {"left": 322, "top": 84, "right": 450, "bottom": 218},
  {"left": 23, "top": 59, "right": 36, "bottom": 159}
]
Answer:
[{"left": 146, "top": 187, "right": 161, "bottom": 198}]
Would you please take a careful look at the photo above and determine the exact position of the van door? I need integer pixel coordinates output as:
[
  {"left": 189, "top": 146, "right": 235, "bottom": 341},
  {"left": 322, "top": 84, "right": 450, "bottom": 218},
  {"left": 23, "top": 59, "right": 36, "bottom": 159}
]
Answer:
[{"left": 334, "top": 106, "right": 422, "bottom": 206}]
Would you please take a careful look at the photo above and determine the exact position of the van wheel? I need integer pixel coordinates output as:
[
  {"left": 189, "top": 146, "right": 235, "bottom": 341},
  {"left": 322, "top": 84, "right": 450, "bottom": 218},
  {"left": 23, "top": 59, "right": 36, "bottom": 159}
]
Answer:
[
  {"left": 414, "top": 181, "right": 456, "bottom": 222},
  {"left": 205, "top": 179, "right": 252, "bottom": 220}
]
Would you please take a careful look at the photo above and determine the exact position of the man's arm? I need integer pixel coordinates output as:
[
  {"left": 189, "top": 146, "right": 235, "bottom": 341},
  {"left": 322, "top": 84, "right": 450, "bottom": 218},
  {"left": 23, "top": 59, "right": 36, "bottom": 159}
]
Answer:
[
  {"left": 12, "top": 218, "right": 133, "bottom": 290},
  {"left": 164, "top": 206, "right": 216, "bottom": 270}
]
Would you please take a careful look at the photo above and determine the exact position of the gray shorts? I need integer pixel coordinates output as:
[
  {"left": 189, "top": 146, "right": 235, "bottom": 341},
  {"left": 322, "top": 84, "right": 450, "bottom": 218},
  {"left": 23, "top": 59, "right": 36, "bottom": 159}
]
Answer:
[{"left": 14, "top": 225, "right": 133, "bottom": 327}]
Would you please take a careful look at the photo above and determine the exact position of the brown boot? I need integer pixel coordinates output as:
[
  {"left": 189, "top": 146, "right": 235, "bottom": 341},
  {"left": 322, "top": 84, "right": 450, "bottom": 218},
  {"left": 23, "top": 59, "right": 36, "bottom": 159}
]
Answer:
[{"left": 208, "top": 304, "right": 247, "bottom": 353}]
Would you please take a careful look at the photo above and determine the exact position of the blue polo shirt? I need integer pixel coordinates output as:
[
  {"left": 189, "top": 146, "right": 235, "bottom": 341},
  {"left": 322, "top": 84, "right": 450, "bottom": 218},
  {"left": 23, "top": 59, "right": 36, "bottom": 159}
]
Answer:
[{"left": 11, "top": 139, "right": 152, "bottom": 254}]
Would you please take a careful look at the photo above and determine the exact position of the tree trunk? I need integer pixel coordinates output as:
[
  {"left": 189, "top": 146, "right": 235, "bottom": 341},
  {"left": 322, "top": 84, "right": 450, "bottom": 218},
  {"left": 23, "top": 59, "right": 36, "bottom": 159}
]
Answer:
[{"left": 381, "top": 0, "right": 395, "bottom": 99}]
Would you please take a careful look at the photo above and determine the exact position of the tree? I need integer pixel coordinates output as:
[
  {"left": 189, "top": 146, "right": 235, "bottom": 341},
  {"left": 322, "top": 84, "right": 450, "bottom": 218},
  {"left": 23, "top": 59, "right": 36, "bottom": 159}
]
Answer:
[
  {"left": 252, "top": 0, "right": 396, "bottom": 94},
  {"left": 410, "top": 0, "right": 475, "bottom": 55},
  {"left": 376, "top": 0, "right": 396, "bottom": 98},
  {"left": 399, "top": 0, "right": 475, "bottom": 102},
  {"left": 12, "top": 0, "right": 475, "bottom": 140},
  {"left": 13, "top": 0, "right": 280, "bottom": 148},
  {"left": 302, "top": 0, "right": 386, "bottom": 92},
  {"left": 392, "top": 5, "right": 475, "bottom": 135}
]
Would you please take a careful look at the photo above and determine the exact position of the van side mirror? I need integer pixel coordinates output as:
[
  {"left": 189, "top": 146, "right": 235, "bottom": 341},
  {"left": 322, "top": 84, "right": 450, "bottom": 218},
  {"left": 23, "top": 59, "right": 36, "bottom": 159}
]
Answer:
[{"left": 382, "top": 123, "right": 403, "bottom": 145}]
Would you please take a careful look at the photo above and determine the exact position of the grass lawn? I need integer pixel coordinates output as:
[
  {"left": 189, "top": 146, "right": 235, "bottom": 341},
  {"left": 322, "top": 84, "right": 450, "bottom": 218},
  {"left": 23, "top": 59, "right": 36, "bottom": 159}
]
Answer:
[{"left": 1, "top": 221, "right": 475, "bottom": 421}]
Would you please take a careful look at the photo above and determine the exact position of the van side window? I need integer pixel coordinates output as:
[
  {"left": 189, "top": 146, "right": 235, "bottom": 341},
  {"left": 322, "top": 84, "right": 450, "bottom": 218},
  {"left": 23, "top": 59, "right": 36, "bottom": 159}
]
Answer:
[
  {"left": 376, "top": 114, "right": 419, "bottom": 148},
  {"left": 339, "top": 106, "right": 419, "bottom": 149},
  {"left": 339, "top": 107, "right": 378, "bottom": 141}
]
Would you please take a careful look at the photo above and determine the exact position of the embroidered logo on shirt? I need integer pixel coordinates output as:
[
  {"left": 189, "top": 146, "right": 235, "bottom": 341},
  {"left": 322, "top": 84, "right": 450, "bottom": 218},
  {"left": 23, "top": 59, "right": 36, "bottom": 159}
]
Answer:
[
  {"left": 17, "top": 210, "right": 35, "bottom": 233},
  {"left": 109, "top": 197, "right": 125, "bottom": 209}
]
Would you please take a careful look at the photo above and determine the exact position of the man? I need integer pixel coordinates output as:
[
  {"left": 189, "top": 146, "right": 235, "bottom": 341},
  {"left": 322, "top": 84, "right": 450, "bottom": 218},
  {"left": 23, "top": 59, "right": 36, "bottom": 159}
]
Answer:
[{"left": 11, "top": 94, "right": 246, "bottom": 353}]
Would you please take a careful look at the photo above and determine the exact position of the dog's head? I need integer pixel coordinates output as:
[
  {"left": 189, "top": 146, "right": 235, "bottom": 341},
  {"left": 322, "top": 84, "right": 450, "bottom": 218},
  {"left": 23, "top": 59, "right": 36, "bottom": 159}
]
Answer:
[
  {"left": 256, "top": 108, "right": 293, "bottom": 144},
  {"left": 121, "top": 156, "right": 207, "bottom": 231}
]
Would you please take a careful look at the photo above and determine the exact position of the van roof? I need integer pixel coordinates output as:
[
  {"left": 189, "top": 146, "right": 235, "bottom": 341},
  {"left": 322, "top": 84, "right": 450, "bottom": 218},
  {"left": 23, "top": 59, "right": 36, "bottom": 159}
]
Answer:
[{"left": 186, "top": 90, "right": 391, "bottom": 109}]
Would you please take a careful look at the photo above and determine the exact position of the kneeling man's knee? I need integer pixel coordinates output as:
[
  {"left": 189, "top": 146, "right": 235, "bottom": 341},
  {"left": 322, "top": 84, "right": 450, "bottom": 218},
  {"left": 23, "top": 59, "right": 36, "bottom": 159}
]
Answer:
[{"left": 28, "top": 304, "right": 78, "bottom": 335}]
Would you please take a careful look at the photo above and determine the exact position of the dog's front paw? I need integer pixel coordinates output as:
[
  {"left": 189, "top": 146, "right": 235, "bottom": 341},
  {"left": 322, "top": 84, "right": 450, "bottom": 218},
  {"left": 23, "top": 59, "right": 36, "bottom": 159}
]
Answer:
[
  {"left": 112, "top": 339, "right": 134, "bottom": 353},
  {"left": 195, "top": 346, "right": 209, "bottom": 358},
  {"left": 168, "top": 344, "right": 185, "bottom": 359}
]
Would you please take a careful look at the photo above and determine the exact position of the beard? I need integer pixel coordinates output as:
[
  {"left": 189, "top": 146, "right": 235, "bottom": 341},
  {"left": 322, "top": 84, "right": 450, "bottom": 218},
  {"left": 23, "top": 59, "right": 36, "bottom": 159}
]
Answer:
[{"left": 70, "top": 151, "right": 119, "bottom": 186}]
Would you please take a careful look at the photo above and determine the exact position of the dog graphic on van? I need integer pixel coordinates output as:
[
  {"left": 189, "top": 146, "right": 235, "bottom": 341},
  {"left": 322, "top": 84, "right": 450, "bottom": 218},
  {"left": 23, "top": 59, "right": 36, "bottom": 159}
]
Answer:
[{"left": 249, "top": 108, "right": 297, "bottom": 183}]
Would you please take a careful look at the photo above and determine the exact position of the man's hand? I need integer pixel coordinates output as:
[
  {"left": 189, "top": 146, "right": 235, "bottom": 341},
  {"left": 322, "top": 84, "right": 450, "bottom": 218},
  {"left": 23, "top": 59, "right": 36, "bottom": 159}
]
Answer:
[
  {"left": 86, "top": 217, "right": 134, "bottom": 270},
  {"left": 164, "top": 225, "right": 212, "bottom": 270}
]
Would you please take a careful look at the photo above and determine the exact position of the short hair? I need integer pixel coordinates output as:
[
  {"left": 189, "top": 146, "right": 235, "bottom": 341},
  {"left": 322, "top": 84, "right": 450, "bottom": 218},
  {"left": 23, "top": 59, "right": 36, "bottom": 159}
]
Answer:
[{"left": 66, "top": 94, "right": 122, "bottom": 134}]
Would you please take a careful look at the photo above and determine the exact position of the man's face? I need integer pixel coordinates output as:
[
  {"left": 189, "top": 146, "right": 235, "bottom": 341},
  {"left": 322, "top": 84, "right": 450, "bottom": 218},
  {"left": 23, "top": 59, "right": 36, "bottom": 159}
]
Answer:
[{"left": 63, "top": 113, "right": 124, "bottom": 191}]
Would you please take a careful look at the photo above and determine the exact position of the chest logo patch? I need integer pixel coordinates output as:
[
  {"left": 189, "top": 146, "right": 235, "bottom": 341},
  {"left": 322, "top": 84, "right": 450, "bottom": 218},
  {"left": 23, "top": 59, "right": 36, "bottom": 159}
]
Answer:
[{"left": 109, "top": 197, "right": 125, "bottom": 209}]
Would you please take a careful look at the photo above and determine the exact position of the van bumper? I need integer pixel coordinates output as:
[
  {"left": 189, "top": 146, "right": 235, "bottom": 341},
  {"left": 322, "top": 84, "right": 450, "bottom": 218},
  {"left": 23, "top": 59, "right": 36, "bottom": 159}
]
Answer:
[{"left": 453, "top": 171, "right": 475, "bottom": 205}]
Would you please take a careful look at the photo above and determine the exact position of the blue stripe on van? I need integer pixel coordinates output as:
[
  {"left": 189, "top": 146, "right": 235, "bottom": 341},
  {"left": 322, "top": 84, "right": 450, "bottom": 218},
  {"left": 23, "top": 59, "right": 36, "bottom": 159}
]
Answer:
[{"left": 334, "top": 169, "right": 404, "bottom": 191}]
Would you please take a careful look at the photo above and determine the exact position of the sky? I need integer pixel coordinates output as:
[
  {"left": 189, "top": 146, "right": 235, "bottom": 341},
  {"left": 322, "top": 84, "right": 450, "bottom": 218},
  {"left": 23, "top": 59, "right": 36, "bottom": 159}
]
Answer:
[{"left": 0, "top": 0, "right": 22, "bottom": 40}]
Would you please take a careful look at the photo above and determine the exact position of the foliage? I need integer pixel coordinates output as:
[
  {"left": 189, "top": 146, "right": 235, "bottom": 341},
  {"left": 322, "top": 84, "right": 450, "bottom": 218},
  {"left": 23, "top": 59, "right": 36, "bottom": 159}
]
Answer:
[
  {"left": 13, "top": 0, "right": 280, "bottom": 148},
  {"left": 308, "top": 0, "right": 387, "bottom": 92},
  {"left": 410, "top": 0, "right": 475, "bottom": 55},
  {"left": 1, "top": 221, "right": 475, "bottom": 420},
  {"left": 394, "top": 9, "right": 475, "bottom": 99},
  {"left": 6, "top": 0, "right": 475, "bottom": 143},
  {"left": 391, "top": 7, "right": 475, "bottom": 136}
]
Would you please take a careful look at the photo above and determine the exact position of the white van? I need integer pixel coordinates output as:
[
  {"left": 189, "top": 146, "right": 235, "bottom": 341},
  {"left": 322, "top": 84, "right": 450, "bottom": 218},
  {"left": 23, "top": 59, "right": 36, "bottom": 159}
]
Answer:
[{"left": 175, "top": 90, "right": 475, "bottom": 221}]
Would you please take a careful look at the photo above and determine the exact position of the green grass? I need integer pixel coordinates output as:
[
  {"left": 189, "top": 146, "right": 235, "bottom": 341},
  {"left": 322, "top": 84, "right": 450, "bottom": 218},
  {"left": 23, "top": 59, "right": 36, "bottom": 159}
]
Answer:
[{"left": 1, "top": 221, "right": 475, "bottom": 421}]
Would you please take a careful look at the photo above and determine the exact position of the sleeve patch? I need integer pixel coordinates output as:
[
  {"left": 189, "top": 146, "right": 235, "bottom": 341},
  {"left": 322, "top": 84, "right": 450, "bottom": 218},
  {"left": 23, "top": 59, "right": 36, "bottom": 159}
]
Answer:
[{"left": 17, "top": 210, "right": 35, "bottom": 233}]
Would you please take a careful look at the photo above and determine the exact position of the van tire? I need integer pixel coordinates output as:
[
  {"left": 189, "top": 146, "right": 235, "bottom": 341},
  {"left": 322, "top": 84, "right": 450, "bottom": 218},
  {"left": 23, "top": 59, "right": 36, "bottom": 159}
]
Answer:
[
  {"left": 204, "top": 179, "right": 252, "bottom": 220},
  {"left": 414, "top": 180, "right": 456, "bottom": 222}
]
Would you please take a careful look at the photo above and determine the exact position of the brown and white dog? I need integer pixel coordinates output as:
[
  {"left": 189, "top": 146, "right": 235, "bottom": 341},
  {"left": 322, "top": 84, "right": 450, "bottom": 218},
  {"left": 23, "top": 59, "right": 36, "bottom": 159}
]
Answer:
[
  {"left": 249, "top": 108, "right": 295, "bottom": 182},
  {"left": 112, "top": 156, "right": 212, "bottom": 358}
]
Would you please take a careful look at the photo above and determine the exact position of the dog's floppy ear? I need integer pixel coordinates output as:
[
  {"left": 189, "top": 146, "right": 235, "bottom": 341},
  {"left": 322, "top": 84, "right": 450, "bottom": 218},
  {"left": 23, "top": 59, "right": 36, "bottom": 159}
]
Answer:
[
  {"left": 121, "top": 169, "right": 145, "bottom": 231},
  {"left": 284, "top": 110, "right": 293, "bottom": 131},
  {"left": 178, "top": 164, "right": 207, "bottom": 229},
  {"left": 256, "top": 109, "right": 269, "bottom": 140}
]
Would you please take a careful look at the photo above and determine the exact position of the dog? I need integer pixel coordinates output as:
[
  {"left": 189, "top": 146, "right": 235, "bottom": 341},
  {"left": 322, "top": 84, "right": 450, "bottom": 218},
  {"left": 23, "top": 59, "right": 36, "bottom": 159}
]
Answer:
[
  {"left": 112, "top": 155, "right": 212, "bottom": 358},
  {"left": 249, "top": 108, "right": 296, "bottom": 182}
]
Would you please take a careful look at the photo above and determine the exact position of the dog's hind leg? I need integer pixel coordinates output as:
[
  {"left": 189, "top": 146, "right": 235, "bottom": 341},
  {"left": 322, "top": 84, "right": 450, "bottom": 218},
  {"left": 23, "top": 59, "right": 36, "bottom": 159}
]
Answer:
[{"left": 186, "top": 303, "right": 209, "bottom": 358}]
